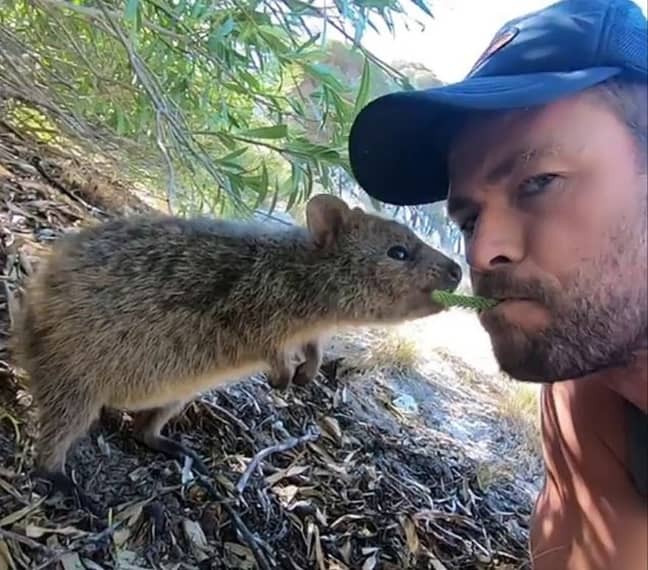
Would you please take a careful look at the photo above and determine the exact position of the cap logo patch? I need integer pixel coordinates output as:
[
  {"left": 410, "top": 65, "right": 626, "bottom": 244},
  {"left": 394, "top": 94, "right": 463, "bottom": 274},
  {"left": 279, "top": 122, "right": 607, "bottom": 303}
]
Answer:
[{"left": 468, "top": 25, "right": 519, "bottom": 76}]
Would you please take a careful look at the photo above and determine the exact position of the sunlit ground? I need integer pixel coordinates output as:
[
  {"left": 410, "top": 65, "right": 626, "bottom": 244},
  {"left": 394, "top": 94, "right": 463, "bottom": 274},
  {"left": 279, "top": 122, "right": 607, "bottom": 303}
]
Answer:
[{"left": 330, "top": 308, "right": 544, "bottom": 498}]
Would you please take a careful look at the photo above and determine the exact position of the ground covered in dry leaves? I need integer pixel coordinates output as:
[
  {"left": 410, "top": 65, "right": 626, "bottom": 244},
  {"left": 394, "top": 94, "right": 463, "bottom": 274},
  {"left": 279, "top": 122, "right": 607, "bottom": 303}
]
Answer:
[{"left": 0, "top": 124, "right": 534, "bottom": 569}]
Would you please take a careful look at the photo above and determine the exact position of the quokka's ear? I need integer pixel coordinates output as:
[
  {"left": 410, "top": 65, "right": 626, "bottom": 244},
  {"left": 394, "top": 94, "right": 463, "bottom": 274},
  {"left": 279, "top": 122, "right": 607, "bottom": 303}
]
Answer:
[{"left": 305, "top": 194, "right": 352, "bottom": 249}]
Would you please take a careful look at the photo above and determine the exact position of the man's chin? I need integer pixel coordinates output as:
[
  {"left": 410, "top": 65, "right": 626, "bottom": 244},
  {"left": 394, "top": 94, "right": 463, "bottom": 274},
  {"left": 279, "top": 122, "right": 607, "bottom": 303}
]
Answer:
[
  {"left": 484, "top": 324, "right": 557, "bottom": 382},
  {"left": 487, "top": 327, "right": 596, "bottom": 383},
  {"left": 493, "top": 351, "right": 554, "bottom": 383}
]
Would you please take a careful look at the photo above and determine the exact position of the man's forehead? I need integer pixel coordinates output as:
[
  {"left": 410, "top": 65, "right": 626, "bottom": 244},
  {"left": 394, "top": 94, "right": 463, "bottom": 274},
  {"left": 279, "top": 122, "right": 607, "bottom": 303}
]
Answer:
[
  {"left": 481, "top": 144, "right": 561, "bottom": 179},
  {"left": 446, "top": 97, "right": 600, "bottom": 189},
  {"left": 448, "top": 137, "right": 565, "bottom": 202},
  {"left": 449, "top": 106, "right": 549, "bottom": 169}
]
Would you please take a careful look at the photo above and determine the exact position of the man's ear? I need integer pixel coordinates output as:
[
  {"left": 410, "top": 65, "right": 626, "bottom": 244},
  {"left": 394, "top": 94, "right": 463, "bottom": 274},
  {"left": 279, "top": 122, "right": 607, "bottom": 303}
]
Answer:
[{"left": 306, "top": 194, "right": 352, "bottom": 248}]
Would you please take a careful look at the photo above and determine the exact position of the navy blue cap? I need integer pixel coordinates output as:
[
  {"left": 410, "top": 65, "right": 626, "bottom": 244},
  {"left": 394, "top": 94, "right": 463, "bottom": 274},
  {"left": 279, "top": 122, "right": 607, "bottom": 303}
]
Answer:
[{"left": 348, "top": 0, "right": 648, "bottom": 206}]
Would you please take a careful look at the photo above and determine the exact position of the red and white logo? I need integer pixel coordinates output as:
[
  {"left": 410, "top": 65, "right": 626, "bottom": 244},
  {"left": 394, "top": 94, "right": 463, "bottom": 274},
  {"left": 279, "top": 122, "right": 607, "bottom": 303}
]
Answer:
[{"left": 468, "top": 26, "right": 519, "bottom": 76}]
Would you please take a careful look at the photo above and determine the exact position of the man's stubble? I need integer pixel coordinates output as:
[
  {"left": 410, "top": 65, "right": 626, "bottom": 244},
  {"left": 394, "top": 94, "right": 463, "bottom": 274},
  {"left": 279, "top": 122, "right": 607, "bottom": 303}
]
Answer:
[{"left": 478, "top": 188, "right": 648, "bottom": 383}]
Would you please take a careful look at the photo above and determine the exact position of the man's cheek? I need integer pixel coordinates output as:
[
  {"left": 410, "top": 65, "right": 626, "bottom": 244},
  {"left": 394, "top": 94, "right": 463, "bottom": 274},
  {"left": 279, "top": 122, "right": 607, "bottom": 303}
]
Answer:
[{"left": 527, "top": 221, "right": 595, "bottom": 279}]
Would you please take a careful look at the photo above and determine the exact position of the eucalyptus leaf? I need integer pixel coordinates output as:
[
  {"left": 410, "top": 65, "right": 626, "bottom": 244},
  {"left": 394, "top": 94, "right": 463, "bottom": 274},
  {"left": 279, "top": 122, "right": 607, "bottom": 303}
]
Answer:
[{"left": 239, "top": 125, "right": 288, "bottom": 139}]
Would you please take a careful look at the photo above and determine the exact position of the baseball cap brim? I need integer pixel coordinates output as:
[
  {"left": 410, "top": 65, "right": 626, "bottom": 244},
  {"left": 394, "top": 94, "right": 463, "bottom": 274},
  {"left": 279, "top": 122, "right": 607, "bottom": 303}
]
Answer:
[{"left": 348, "top": 67, "right": 622, "bottom": 206}]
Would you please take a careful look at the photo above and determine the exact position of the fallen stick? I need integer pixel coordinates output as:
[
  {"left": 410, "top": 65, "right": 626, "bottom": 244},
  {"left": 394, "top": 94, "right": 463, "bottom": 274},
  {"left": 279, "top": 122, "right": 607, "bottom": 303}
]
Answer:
[
  {"left": 0, "top": 527, "right": 55, "bottom": 553},
  {"left": 236, "top": 430, "right": 321, "bottom": 495},
  {"left": 194, "top": 475, "right": 274, "bottom": 570}
]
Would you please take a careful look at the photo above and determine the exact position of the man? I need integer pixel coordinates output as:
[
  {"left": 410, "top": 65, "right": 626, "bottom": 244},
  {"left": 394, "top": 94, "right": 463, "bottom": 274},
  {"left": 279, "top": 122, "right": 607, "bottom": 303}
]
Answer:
[{"left": 348, "top": 0, "right": 647, "bottom": 568}]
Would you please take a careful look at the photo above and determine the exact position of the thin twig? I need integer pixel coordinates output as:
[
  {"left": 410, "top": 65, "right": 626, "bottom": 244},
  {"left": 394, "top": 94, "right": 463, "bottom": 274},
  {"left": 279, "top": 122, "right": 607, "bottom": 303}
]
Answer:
[
  {"left": 200, "top": 400, "right": 252, "bottom": 434},
  {"left": 0, "top": 527, "right": 56, "bottom": 554},
  {"left": 30, "top": 157, "right": 108, "bottom": 219},
  {"left": 236, "top": 429, "right": 320, "bottom": 495},
  {"left": 194, "top": 475, "right": 274, "bottom": 570},
  {"left": 155, "top": 109, "right": 177, "bottom": 214}
]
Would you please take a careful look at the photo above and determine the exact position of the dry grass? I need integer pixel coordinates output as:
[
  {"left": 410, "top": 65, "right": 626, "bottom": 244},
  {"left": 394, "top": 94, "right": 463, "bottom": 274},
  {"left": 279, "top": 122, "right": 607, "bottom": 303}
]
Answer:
[
  {"left": 495, "top": 380, "right": 542, "bottom": 473},
  {"left": 361, "top": 330, "right": 420, "bottom": 373},
  {"left": 473, "top": 461, "right": 511, "bottom": 493},
  {"left": 431, "top": 347, "right": 483, "bottom": 386},
  {"left": 498, "top": 383, "right": 540, "bottom": 428}
]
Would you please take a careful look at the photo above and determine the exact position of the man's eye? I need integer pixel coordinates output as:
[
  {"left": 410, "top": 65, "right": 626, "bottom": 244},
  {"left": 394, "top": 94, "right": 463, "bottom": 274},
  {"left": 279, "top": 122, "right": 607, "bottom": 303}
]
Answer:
[
  {"left": 519, "top": 173, "right": 561, "bottom": 196},
  {"left": 459, "top": 218, "right": 476, "bottom": 238},
  {"left": 387, "top": 245, "right": 410, "bottom": 261}
]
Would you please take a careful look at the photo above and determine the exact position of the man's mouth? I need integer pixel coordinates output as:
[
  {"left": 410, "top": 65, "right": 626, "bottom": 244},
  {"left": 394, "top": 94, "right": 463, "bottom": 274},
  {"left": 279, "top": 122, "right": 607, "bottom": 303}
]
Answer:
[
  {"left": 486, "top": 294, "right": 537, "bottom": 303},
  {"left": 478, "top": 297, "right": 539, "bottom": 317}
]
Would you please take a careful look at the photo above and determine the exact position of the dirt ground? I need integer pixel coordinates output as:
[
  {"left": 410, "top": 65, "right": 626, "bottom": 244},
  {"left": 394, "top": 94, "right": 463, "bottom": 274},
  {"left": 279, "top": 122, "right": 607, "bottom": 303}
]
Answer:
[{"left": 0, "top": 124, "right": 538, "bottom": 569}]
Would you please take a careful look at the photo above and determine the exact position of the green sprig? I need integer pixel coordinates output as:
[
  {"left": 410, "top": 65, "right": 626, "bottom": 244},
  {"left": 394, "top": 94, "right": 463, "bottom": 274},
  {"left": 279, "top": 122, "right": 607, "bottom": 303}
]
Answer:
[{"left": 431, "top": 290, "right": 498, "bottom": 312}]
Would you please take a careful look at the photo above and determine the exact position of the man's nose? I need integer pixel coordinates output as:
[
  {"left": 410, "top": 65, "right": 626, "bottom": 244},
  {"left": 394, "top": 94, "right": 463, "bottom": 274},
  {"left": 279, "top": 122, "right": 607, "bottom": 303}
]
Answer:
[{"left": 466, "top": 210, "right": 524, "bottom": 272}]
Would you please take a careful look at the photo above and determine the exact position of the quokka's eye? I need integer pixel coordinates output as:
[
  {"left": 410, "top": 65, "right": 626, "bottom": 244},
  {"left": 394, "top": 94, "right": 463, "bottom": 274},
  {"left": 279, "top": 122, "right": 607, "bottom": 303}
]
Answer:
[{"left": 387, "top": 245, "right": 409, "bottom": 261}]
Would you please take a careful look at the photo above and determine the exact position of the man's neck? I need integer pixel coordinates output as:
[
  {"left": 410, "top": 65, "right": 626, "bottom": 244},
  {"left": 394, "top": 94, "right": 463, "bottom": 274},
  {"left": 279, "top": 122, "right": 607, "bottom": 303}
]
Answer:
[{"left": 589, "top": 349, "right": 648, "bottom": 413}]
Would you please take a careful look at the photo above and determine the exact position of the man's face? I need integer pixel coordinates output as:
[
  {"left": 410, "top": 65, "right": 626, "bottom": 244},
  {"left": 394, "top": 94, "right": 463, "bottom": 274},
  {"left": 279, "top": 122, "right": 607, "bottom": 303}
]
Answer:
[{"left": 447, "top": 92, "right": 647, "bottom": 382}]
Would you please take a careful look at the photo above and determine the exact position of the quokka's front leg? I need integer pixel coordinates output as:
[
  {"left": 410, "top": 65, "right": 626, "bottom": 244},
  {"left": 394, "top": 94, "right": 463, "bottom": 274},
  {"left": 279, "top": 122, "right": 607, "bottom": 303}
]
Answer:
[
  {"left": 292, "top": 340, "right": 323, "bottom": 386},
  {"left": 267, "top": 350, "right": 296, "bottom": 390}
]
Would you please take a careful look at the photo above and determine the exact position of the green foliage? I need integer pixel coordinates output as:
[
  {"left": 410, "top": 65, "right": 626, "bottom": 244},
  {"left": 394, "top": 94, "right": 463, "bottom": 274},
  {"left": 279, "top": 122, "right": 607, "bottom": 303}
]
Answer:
[
  {"left": 431, "top": 291, "right": 498, "bottom": 312},
  {"left": 0, "top": 0, "right": 434, "bottom": 217}
]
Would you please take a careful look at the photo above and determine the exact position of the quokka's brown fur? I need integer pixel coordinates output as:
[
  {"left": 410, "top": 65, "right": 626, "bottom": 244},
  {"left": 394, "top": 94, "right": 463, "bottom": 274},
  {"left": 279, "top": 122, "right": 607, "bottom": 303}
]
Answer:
[{"left": 12, "top": 194, "right": 461, "bottom": 481}]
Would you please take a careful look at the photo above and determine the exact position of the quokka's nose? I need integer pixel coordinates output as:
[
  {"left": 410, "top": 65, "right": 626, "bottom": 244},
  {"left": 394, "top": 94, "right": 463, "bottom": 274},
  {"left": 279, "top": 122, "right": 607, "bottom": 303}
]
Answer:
[{"left": 442, "top": 259, "right": 463, "bottom": 291}]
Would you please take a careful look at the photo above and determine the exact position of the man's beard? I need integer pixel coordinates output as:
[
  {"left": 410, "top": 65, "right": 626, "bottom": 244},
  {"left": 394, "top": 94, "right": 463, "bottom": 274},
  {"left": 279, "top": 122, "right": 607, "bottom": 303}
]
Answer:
[{"left": 475, "top": 239, "right": 647, "bottom": 383}]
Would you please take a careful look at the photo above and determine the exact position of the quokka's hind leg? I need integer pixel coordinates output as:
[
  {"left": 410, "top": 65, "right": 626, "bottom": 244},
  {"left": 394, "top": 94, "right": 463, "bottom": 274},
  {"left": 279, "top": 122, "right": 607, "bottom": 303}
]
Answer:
[
  {"left": 131, "top": 401, "right": 208, "bottom": 474},
  {"left": 31, "top": 384, "right": 103, "bottom": 512},
  {"left": 292, "top": 340, "right": 323, "bottom": 386}
]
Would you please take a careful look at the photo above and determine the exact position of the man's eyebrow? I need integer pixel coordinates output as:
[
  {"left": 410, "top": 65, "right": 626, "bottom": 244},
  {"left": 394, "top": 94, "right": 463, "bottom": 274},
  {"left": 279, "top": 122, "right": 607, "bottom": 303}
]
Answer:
[
  {"left": 447, "top": 194, "right": 478, "bottom": 218},
  {"left": 447, "top": 143, "right": 564, "bottom": 215},
  {"left": 486, "top": 145, "right": 562, "bottom": 184}
]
